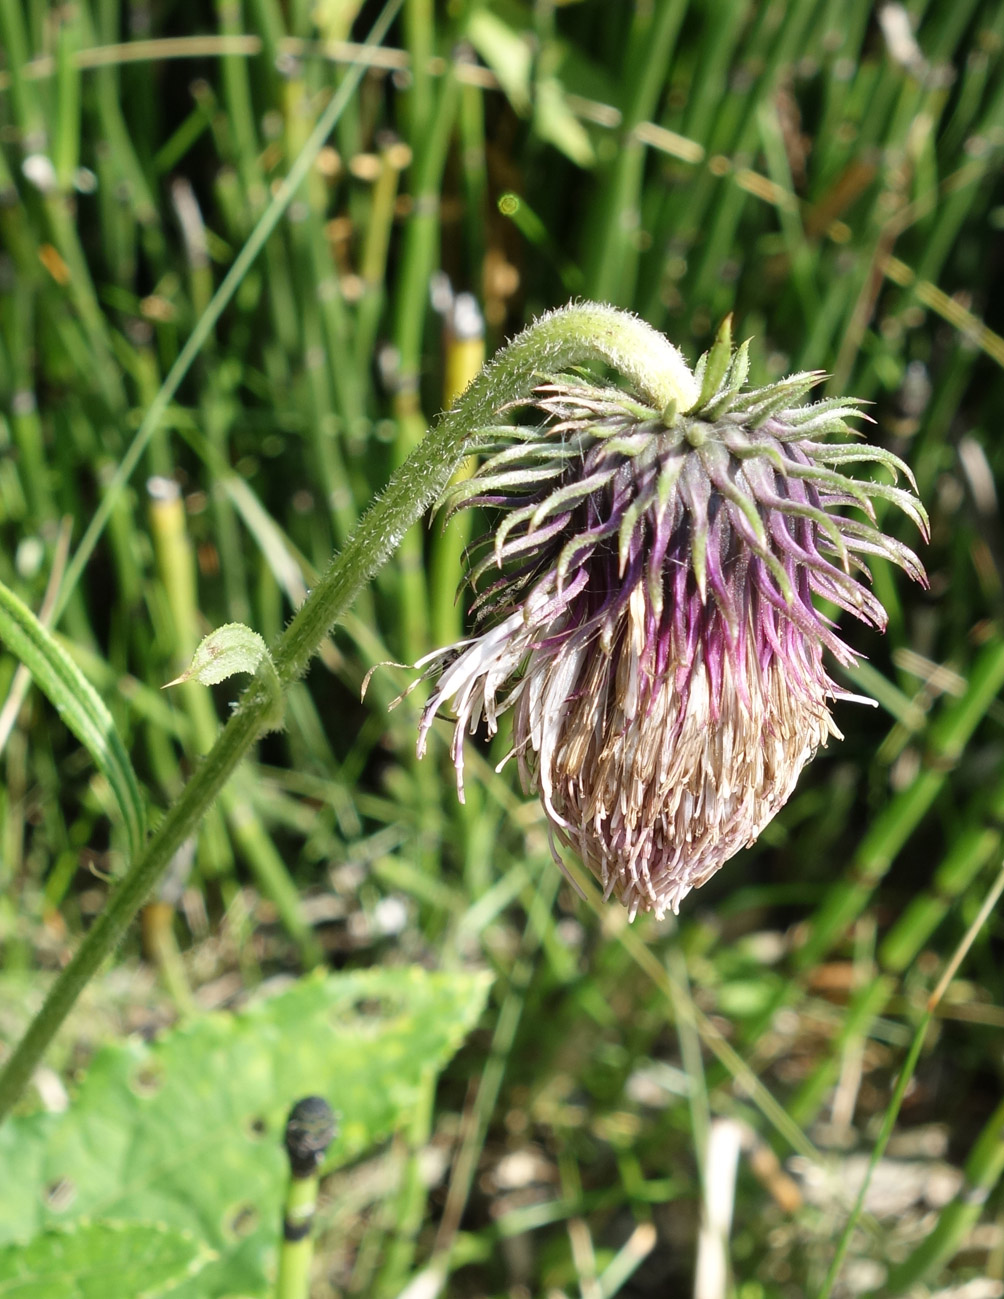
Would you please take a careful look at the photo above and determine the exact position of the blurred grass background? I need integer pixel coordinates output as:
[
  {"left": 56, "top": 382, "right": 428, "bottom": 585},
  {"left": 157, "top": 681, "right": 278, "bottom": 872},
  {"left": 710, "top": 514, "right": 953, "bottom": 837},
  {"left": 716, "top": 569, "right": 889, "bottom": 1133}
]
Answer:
[{"left": 1, "top": 0, "right": 1004, "bottom": 1294}]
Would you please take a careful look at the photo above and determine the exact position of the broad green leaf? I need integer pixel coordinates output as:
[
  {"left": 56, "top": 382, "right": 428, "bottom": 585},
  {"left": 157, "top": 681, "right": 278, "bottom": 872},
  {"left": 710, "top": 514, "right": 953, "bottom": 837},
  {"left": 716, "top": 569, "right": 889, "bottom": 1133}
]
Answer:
[
  {"left": 0, "top": 1220, "right": 212, "bottom": 1298},
  {"left": 0, "top": 968, "right": 492, "bottom": 1299},
  {"left": 0, "top": 579, "right": 145, "bottom": 858},
  {"left": 164, "top": 622, "right": 272, "bottom": 688}
]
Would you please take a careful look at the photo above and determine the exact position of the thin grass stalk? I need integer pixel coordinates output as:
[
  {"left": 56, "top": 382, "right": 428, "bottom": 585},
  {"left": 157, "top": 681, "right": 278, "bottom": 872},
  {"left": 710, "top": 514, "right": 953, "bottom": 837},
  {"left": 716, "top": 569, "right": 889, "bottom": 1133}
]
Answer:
[
  {"left": 217, "top": 0, "right": 264, "bottom": 208},
  {"left": 389, "top": 64, "right": 460, "bottom": 662},
  {"left": 81, "top": 9, "right": 161, "bottom": 231},
  {"left": 0, "top": 148, "right": 35, "bottom": 275},
  {"left": 756, "top": 100, "right": 819, "bottom": 319},
  {"left": 402, "top": 0, "right": 435, "bottom": 143},
  {"left": 204, "top": 388, "right": 252, "bottom": 626},
  {"left": 939, "top": 7, "right": 1004, "bottom": 159},
  {"left": 679, "top": 0, "right": 751, "bottom": 145},
  {"left": 247, "top": 0, "right": 284, "bottom": 65},
  {"left": 813, "top": 0, "right": 875, "bottom": 151},
  {"left": 292, "top": 227, "right": 356, "bottom": 542},
  {"left": 5, "top": 6, "right": 128, "bottom": 410},
  {"left": 354, "top": 137, "right": 409, "bottom": 377},
  {"left": 0, "top": 0, "right": 46, "bottom": 144},
  {"left": 585, "top": 0, "right": 687, "bottom": 305},
  {"left": 53, "top": 10, "right": 82, "bottom": 189},
  {"left": 308, "top": 216, "right": 366, "bottom": 434},
  {"left": 663, "top": 8, "right": 782, "bottom": 211},
  {"left": 688, "top": 0, "right": 821, "bottom": 312},
  {"left": 41, "top": 201, "right": 125, "bottom": 412}
]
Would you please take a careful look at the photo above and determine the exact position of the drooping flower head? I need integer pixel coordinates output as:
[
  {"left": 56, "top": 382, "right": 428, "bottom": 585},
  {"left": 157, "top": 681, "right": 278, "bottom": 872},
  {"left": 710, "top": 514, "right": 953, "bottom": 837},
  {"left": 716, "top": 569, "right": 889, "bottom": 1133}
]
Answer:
[{"left": 409, "top": 318, "right": 928, "bottom": 919}]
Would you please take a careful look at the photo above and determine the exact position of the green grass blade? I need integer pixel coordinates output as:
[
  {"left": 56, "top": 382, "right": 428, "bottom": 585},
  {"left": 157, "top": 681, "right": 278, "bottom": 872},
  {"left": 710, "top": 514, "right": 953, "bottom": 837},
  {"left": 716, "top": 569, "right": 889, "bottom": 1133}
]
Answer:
[
  {"left": 50, "top": 0, "right": 405, "bottom": 633},
  {"left": 0, "top": 578, "right": 145, "bottom": 858}
]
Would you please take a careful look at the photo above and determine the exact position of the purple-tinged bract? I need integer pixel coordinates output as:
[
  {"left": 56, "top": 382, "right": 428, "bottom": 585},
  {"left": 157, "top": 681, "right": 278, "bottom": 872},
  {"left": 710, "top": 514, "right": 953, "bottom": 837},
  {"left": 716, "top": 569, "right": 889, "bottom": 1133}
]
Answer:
[{"left": 410, "top": 320, "right": 929, "bottom": 919}]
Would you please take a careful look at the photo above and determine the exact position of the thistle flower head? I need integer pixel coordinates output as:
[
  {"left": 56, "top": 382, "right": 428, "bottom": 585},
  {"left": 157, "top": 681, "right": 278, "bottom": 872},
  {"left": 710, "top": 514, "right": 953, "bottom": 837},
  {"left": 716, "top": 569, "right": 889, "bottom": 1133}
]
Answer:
[{"left": 409, "top": 318, "right": 928, "bottom": 919}]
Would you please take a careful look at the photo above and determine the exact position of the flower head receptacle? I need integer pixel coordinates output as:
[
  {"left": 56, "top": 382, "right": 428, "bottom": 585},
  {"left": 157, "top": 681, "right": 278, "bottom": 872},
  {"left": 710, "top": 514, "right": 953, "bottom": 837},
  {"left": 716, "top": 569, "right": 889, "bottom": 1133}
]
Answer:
[{"left": 406, "top": 315, "right": 928, "bottom": 920}]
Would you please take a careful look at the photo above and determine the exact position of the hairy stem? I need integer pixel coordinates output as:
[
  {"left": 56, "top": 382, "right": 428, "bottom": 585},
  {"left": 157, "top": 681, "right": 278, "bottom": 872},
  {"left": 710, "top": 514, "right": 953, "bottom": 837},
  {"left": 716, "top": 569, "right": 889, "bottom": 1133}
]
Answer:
[{"left": 0, "top": 302, "right": 695, "bottom": 1123}]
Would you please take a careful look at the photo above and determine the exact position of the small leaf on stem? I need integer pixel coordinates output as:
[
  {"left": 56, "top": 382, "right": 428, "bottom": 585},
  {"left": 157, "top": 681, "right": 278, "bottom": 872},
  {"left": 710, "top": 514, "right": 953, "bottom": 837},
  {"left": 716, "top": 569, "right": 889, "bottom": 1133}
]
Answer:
[{"left": 164, "top": 623, "right": 273, "bottom": 689}]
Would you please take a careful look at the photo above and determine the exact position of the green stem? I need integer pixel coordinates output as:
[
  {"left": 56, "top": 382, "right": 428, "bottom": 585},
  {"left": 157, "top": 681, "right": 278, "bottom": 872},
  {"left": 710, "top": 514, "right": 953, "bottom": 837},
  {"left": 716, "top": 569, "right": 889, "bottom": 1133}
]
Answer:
[
  {"left": 0, "top": 701, "right": 260, "bottom": 1120},
  {"left": 275, "top": 1169, "right": 320, "bottom": 1299},
  {"left": 0, "top": 303, "right": 697, "bottom": 1124}
]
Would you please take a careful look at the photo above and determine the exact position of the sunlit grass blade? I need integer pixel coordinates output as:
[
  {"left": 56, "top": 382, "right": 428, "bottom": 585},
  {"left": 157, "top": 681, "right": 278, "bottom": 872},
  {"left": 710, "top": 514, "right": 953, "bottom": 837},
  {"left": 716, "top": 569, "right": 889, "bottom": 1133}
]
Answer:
[{"left": 0, "top": 577, "right": 145, "bottom": 859}]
